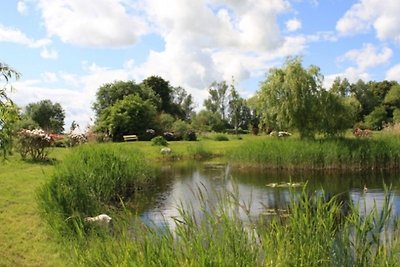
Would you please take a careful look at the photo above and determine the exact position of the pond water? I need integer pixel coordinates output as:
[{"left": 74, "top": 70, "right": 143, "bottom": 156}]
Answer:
[{"left": 137, "top": 161, "right": 400, "bottom": 229}]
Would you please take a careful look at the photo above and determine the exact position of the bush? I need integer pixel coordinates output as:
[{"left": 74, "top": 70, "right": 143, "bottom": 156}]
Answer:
[
  {"left": 67, "top": 133, "right": 87, "bottom": 147},
  {"left": 213, "top": 134, "right": 229, "bottom": 141},
  {"left": 17, "top": 128, "right": 53, "bottom": 160},
  {"left": 152, "top": 136, "right": 168, "bottom": 146},
  {"left": 184, "top": 130, "right": 197, "bottom": 141}
]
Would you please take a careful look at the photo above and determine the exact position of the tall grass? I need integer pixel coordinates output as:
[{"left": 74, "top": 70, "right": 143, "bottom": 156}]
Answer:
[
  {"left": 37, "top": 144, "right": 155, "bottom": 237},
  {"left": 228, "top": 137, "right": 400, "bottom": 171},
  {"left": 43, "top": 181, "right": 400, "bottom": 266}
]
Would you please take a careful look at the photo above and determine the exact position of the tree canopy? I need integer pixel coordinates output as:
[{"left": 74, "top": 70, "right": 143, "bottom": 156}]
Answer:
[{"left": 25, "top": 99, "right": 65, "bottom": 133}]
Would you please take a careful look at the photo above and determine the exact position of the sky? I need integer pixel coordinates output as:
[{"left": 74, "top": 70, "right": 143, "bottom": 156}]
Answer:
[{"left": 1, "top": 0, "right": 400, "bottom": 131}]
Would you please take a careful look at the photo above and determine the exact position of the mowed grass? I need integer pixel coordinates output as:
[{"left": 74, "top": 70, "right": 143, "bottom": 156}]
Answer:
[{"left": 0, "top": 152, "right": 70, "bottom": 266}]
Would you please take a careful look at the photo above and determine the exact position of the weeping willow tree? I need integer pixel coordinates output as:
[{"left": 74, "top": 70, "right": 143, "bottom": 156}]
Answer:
[
  {"left": 257, "top": 57, "right": 323, "bottom": 139},
  {"left": 0, "top": 63, "right": 21, "bottom": 157}
]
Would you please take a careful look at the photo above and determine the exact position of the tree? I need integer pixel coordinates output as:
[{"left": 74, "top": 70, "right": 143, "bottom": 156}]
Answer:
[
  {"left": 105, "top": 94, "right": 157, "bottom": 141},
  {"left": 0, "top": 63, "right": 21, "bottom": 156},
  {"left": 228, "top": 83, "right": 251, "bottom": 134},
  {"left": 364, "top": 106, "right": 388, "bottom": 130},
  {"left": 258, "top": 57, "right": 323, "bottom": 138},
  {"left": 141, "top": 76, "right": 172, "bottom": 113},
  {"left": 93, "top": 80, "right": 142, "bottom": 117},
  {"left": 191, "top": 110, "right": 225, "bottom": 133},
  {"left": 331, "top": 77, "right": 351, "bottom": 97},
  {"left": 204, "top": 81, "right": 229, "bottom": 121},
  {"left": 318, "top": 91, "right": 357, "bottom": 137},
  {"left": 25, "top": 100, "right": 65, "bottom": 133}
]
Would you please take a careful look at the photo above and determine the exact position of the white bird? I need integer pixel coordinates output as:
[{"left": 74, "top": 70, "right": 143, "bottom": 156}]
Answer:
[
  {"left": 84, "top": 214, "right": 112, "bottom": 224},
  {"left": 363, "top": 184, "right": 368, "bottom": 193}
]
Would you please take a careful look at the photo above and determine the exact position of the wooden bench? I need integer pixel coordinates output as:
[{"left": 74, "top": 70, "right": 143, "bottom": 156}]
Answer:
[{"left": 123, "top": 135, "right": 138, "bottom": 142}]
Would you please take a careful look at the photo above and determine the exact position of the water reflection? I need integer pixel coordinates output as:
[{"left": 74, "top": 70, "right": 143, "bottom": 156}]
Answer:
[{"left": 139, "top": 162, "right": 400, "bottom": 229}]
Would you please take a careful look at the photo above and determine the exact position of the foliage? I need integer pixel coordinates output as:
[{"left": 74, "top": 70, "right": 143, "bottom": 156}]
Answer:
[
  {"left": 213, "top": 134, "right": 229, "bottom": 141},
  {"left": 204, "top": 81, "right": 229, "bottom": 120},
  {"left": 141, "top": 76, "right": 172, "bottom": 113},
  {"left": 151, "top": 136, "right": 168, "bottom": 146},
  {"left": 104, "top": 94, "right": 157, "bottom": 141},
  {"left": 0, "top": 102, "right": 20, "bottom": 157},
  {"left": 17, "top": 129, "right": 53, "bottom": 161},
  {"left": 192, "top": 110, "right": 226, "bottom": 133},
  {"left": 258, "top": 57, "right": 323, "bottom": 139},
  {"left": 37, "top": 145, "right": 154, "bottom": 236},
  {"left": 318, "top": 91, "right": 357, "bottom": 137},
  {"left": 228, "top": 82, "right": 251, "bottom": 134},
  {"left": 25, "top": 99, "right": 65, "bottom": 134},
  {"left": 0, "top": 63, "right": 20, "bottom": 157},
  {"left": 92, "top": 80, "right": 142, "bottom": 117},
  {"left": 364, "top": 106, "right": 388, "bottom": 130},
  {"left": 67, "top": 132, "right": 87, "bottom": 147},
  {"left": 157, "top": 112, "right": 175, "bottom": 132}
]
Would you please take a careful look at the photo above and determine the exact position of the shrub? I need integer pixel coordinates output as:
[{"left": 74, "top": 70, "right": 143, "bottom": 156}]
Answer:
[
  {"left": 17, "top": 128, "right": 53, "bottom": 160},
  {"left": 152, "top": 136, "right": 168, "bottom": 146},
  {"left": 184, "top": 130, "right": 197, "bottom": 141},
  {"left": 67, "top": 133, "right": 87, "bottom": 147},
  {"left": 213, "top": 134, "right": 229, "bottom": 141}
]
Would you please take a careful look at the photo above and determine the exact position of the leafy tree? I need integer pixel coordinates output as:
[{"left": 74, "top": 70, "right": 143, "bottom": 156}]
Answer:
[
  {"left": 318, "top": 91, "right": 357, "bottom": 137},
  {"left": 364, "top": 106, "right": 388, "bottom": 130},
  {"left": 258, "top": 57, "right": 323, "bottom": 138},
  {"left": 228, "top": 83, "right": 251, "bottom": 134},
  {"left": 171, "top": 86, "right": 194, "bottom": 120},
  {"left": 331, "top": 77, "right": 351, "bottom": 97},
  {"left": 204, "top": 81, "right": 229, "bottom": 121},
  {"left": 192, "top": 110, "right": 225, "bottom": 133},
  {"left": 105, "top": 95, "right": 157, "bottom": 141},
  {"left": 25, "top": 100, "right": 65, "bottom": 133},
  {"left": 0, "top": 63, "right": 21, "bottom": 156},
  {"left": 141, "top": 76, "right": 172, "bottom": 113},
  {"left": 384, "top": 84, "right": 400, "bottom": 108},
  {"left": 93, "top": 80, "right": 142, "bottom": 117}
]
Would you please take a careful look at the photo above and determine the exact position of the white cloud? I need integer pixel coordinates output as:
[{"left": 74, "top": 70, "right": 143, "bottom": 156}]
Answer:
[
  {"left": 386, "top": 64, "right": 400, "bottom": 82},
  {"left": 36, "top": 0, "right": 148, "bottom": 47},
  {"left": 336, "top": 0, "right": 400, "bottom": 43},
  {"left": 17, "top": 1, "right": 28, "bottom": 14},
  {"left": 338, "top": 43, "right": 392, "bottom": 71},
  {"left": 40, "top": 47, "right": 58, "bottom": 60},
  {"left": 286, "top": 18, "right": 302, "bottom": 32},
  {"left": 41, "top": 72, "right": 58, "bottom": 83},
  {"left": 136, "top": 0, "right": 297, "bottom": 104}
]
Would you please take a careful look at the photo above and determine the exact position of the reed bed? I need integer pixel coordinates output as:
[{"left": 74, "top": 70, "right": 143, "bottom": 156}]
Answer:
[
  {"left": 227, "top": 137, "right": 400, "bottom": 171},
  {"left": 37, "top": 144, "right": 155, "bottom": 236}
]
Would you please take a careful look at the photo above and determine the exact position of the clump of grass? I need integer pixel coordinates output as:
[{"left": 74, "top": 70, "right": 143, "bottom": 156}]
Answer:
[
  {"left": 213, "top": 134, "right": 229, "bottom": 141},
  {"left": 187, "top": 143, "right": 213, "bottom": 159},
  {"left": 228, "top": 137, "right": 400, "bottom": 171},
  {"left": 37, "top": 144, "right": 155, "bottom": 236}
]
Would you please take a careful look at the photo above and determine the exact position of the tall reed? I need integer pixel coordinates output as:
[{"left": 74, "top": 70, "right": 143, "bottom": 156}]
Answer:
[
  {"left": 50, "top": 183, "right": 400, "bottom": 266},
  {"left": 37, "top": 144, "right": 155, "bottom": 236},
  {"left": 227, "top": 137, "right": 400, "bottom": 171}
]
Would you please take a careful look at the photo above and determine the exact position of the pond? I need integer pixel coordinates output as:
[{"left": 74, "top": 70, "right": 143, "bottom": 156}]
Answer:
[{"left": 137, "top": 161, "right": 400, "bottom": 229}]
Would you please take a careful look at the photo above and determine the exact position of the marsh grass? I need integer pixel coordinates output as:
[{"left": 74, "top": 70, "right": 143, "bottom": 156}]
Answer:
[
  {"left": 37, "top": 144, "right": 155, "bottom": 237},
  {"left": 45, "top": 181, "right": 400, "bottom": 267},
  {"left": 228, "top": 137, "right": 400, "bottom": 171}
]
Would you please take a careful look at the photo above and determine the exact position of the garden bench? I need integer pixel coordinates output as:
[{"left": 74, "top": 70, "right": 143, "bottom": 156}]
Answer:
[{"left": 123, "top": 135, "right": 138, "bottom": 142}]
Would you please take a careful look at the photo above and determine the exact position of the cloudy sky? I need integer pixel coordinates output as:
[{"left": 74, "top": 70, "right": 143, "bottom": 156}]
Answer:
[{"left": 1, "top": 0, "right": 400, "bottom": 130}]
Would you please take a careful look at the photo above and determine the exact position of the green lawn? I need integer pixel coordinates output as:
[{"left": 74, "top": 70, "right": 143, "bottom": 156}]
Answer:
[{"left": 0, "top": 156, "right": 66, "bottom": 266}]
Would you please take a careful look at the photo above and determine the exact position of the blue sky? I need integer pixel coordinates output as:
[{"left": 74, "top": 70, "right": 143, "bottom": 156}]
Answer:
[{"left": 1, "top": 0, "right": 400, "bottom": 130}]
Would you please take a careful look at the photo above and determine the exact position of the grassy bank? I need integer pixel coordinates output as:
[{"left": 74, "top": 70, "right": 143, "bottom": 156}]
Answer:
[{"left": 227, "top": 136, "right": 400, "bottom": 171}]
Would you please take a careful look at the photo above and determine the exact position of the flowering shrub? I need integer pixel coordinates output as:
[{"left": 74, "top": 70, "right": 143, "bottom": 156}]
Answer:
[
  {"left": 17, "top": 128, "right": 53, "bottom": 160},
  {"left": 68, "top": 132, "right": 87, "bottom": 147}
]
